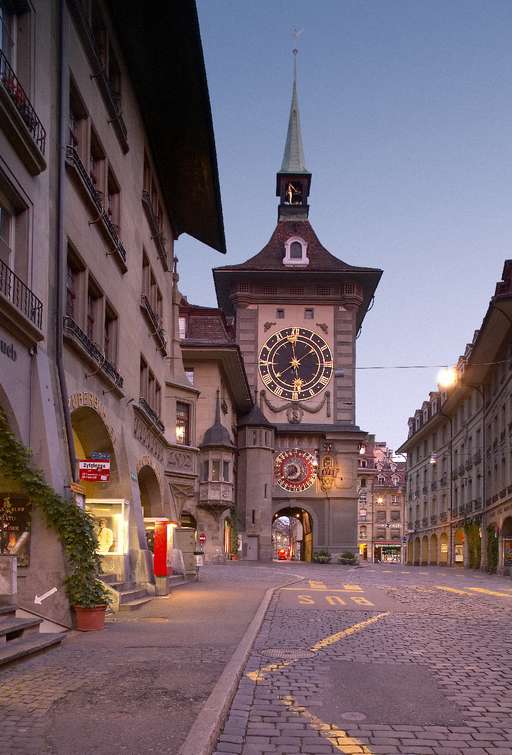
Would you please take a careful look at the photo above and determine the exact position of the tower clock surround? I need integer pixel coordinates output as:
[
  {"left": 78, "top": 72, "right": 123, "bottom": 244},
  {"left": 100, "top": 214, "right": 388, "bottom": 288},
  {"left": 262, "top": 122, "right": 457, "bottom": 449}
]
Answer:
[{"left": 258, "top": 326, "right": 333, "bottom": 402}]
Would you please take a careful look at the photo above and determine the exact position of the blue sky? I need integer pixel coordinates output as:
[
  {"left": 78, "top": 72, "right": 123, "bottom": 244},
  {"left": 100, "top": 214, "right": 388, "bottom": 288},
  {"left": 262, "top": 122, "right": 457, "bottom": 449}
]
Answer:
[{"left": 176, "top": 0, "right": 512, "bottom": 452}]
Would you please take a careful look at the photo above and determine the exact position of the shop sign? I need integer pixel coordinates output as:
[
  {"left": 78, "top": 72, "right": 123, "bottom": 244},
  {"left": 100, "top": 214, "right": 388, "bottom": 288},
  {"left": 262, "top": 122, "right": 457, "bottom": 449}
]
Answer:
[
  {"left": 79, "top": 459, "right": 110, "bottom": 482},
  {"left": 90, "top": 451, "right": 111, "bottom": 460},
  {"left": 0, "top": 337, "right": 17, "bottom": 362},
  {"left": 0, "top": 495, "right": 31, "bottom": 567}
]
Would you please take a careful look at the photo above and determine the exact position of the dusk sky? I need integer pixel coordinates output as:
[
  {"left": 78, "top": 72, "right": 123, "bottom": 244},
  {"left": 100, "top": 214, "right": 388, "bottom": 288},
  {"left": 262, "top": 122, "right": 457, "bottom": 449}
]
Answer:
[{"left": 175, "top": 0, "right": 512, "bottom": 452}]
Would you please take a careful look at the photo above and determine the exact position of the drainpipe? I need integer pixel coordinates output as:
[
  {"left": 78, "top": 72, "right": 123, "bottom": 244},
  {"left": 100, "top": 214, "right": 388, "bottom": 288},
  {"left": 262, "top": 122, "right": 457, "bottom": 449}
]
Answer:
[{"left": 56, "top": 0, "right": 77, "bottom": 482}]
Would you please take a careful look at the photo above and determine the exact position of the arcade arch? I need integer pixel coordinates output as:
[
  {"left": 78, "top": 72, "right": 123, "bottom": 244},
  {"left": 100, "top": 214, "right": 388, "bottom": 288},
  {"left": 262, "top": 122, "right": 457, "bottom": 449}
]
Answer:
[
  {"left": 272, "top": 506, "right": 313, "bottom": 561},
  {"left": 429, "top": 533, "right": 438, "bottom": 565}
]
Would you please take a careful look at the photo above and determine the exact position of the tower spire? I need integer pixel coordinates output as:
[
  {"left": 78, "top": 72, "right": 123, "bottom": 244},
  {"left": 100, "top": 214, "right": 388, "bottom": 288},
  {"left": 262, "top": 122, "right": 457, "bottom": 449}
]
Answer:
[
  {"left": 280, "top": 48, "right": 308, "bottom": 174},
  {"left": 276, "top": 41, "right": 311, "bottom": 221}
]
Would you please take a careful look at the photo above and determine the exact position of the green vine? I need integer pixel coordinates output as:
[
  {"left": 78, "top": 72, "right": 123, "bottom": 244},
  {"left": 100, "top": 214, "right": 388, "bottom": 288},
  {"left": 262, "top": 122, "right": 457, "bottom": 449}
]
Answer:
[
  {"left": 464, "top": 521, "right": 481, "bottom": 569},
  {"left": 486, "top": 525, "right": 499, "bottom": 574},
  {"left": 229, "top": 514, "right": 239, "bottom": 556},
  {"left": 0, "top": 410, "right": 110, "bottom": 608}
]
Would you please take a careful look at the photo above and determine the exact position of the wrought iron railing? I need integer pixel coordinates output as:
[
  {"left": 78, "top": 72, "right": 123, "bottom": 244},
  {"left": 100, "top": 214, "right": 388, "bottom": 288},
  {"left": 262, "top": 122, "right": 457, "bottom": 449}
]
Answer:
[
  {"left": 0, "top": 49, "right": 46, "bottom": 154},
  {"left": 64, "top": 316, "right": 123, "bottom": 389},
  {"left": 138, "top": 397, "right": 164, "bottom": 433},
  {"left": 140, "top": 294, "right": 167, "bottom": 353},
  {"left": 141, "top": 191, "right": 169, "bottom": 270},
  {"left": 0, "top": 259, "right": 43, "bottom": 330}
]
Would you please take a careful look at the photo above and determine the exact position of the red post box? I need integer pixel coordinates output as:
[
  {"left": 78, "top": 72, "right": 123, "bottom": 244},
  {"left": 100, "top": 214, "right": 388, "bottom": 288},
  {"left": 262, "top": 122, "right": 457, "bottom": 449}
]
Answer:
[{"left": 153, "top": 520, "right": 169, "bottom": 578}]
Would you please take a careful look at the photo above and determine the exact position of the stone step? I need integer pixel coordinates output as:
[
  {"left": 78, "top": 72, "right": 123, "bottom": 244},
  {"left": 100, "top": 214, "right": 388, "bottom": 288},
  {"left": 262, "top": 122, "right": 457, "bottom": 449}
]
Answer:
[
  {"left": 0, "top": 632, "right": 64, "bottom": 669},
  {"left": 119, "top": 588, "right": 149, "bottom": 604},
  {"left": 118, "top": 596, "right": 153, "bottom": 612},
  {"left": 99, "top": 574, "right": 118, "bottom": 585},
  {"left": 0, "top": 617, "right": 42, "bottom": 642},
  {"left": 0, "top": 605, "right": 16, "bottom": 617}
]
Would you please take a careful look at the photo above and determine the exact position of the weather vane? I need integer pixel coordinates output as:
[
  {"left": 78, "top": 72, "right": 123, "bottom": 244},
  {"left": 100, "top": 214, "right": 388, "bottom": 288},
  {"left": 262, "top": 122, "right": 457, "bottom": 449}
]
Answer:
[{"left": 291, "top": 27, "right": 304, "bottom": 56}]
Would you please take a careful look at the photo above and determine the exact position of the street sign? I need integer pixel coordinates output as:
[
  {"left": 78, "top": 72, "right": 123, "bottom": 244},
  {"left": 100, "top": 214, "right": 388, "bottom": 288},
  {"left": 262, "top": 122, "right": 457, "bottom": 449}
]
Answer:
[
  {"left": 90, "top": 451, "right": 111, "bottom": 460},
  {"left": 198, "top": 532, "right": 206, "bottom": 545},
  {"left": 79, "top": 459, "right": 110, "bottom": 482}
]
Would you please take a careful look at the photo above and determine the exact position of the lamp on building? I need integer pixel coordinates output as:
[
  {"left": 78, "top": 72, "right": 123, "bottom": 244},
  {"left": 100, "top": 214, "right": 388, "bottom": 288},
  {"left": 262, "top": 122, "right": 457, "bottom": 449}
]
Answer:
[
  {"left": 359, "top": 444, "right": 366, "bottom": 455},
  {"left": 437, "top": 366, "right": 458, "bottom": 389}
]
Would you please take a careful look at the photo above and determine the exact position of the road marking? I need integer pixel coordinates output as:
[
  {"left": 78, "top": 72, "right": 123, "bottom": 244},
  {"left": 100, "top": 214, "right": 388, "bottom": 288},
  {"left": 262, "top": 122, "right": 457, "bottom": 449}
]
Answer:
[
  {"left": 310, "top": 613, "right": 388, "bottom": 652},
  {"left": 435, "top": 586, "right": 470, "bottom": 595},
  {"left": 467, "top": 587, "right": 512, "bottom": 598},
  {"left": 298, "top": 594, "right": 315, "bottom": 604},
  {"left": 343, "top": 584, "right": 364, "bottom": 592},
  {"left": 326, "top": 595, "right": 346, "bottom": 606},
  {"left": 282, "top": 587, "right": 365, "bottom": 593},
  {"left": 280, "top": 695, "right": 372, "bottom": 754},
  {"left": 350, "top": 596, "right": 374, "bottom": 606},
  {"left": 309, "top": 580, "right": 326, "bottom": 588}
]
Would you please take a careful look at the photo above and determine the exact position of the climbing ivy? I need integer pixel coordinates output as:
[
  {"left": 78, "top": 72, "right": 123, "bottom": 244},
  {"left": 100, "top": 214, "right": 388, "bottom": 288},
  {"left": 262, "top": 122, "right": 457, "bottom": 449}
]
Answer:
[
  {"left": 464, "top": 521, "right": 481, "bottom": 569},
  {"left": 0, "top": 410, "right": 110, "bottom": 607},
  {"left": 486, "top": 525, "right": 499, "bottom": 574}
]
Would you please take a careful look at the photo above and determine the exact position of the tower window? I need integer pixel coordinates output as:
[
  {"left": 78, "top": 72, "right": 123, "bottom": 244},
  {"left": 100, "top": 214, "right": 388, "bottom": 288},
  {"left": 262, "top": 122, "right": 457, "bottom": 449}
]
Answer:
[
  {"left": 290, "top": 241, "right": 302, "bottom": 259},
  {"left": 276, "top": 308, "right": 285, "bottom": 319},
  {"left": 283, "top": 236, "right": 309, "bottom": 267},
  {"left": 304, "top": 308, "right": 314, "bottom": 320}
]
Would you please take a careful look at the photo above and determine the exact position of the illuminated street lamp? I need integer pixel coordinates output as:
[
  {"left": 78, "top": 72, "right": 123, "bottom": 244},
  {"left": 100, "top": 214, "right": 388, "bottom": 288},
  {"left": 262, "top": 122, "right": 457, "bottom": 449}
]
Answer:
[{"left": 437, "top": 366, "right": 458, "bottom": 389}]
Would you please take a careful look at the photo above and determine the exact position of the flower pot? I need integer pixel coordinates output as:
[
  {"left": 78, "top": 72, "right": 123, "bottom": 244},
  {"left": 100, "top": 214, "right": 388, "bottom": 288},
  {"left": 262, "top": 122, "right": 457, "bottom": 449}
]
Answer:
[{"left": 73, "top": 605, "right": 107, "bottom": 631}]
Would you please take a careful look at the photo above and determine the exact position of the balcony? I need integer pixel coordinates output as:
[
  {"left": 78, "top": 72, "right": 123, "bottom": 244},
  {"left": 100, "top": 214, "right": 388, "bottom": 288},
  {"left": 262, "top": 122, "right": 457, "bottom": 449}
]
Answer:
[
  {"left": 0, "top": 259, "right": 43, "bottom": 342},
  {"left": 66, "top": 0, "right": 128, "bottom": 153},
  {"left": 440, "top": 512, "right": 448, "bottom": 522},
  {"left": 0, "top": 49, "right": 46, "bottom": 174},
  {"left": 430, "top": 514, "right": 438, "bottom": 525},
  {"left": 422, "top": 517, "right": 428, "bottom": 527},
  {"left": 473, "top": 497, "right": 482, "bottom": 510},
  {"left": 63, "top": 316, "right": 124, "bottom": 393},
  {"left": 141, "top": 191, "right": 169, "bottom": 270},
  {"left": 199, "top": 481, "right": 234, "bottom": 510},
  {"left": 140, "top": 294, "right": 167, "bottom": 355},
  {"left": 431, "top": 481, "right": 438, "bottom": 491},
  {"left": 65, "top": 146, "right": 127, "bottom": 273},
  {"left": 138, "top": 397, "right": 165, "bottom": 434}
]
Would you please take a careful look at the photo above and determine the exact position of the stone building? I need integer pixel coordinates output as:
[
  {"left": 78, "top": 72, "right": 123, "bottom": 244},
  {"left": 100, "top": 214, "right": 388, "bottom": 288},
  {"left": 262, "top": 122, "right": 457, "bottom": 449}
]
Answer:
[
  {"left": 357, "top": 437, "right": 405, "bottom": 563},
  {"left": 398, "top": 261, "right": 512, "bottom": 575},
  {"left": 212, "top": 59, "right": 382, "bottom": 560},
  {"left": 0, "top": 0, "right": 225, "bottom": 623}
]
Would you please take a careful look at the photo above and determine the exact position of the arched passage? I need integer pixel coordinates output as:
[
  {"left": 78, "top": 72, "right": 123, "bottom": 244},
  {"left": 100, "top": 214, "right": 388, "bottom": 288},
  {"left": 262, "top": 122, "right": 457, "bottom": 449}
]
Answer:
[
  {"left": 502, "top": 516, "right": 512, "bottom": 571},
  {"left": 407, "top": 539, "right": 414, "bottom": 565},
  {"left": 454, "top": 528, "right": 465, "bottom": 566},
  {"left": 272, "top": 506, "right": 313, "bottom": 562},
  {"left": 413, "top": 537, "right": 421, "bottom": 565},
  {"left": 71, "top": 406, "right": 117, "bottom": 488},
  {"left": 0, "top": 386, "right": 21, "bottom": 441},
  {"left": 429, "top": 533, "right": 438, "bottom": 565},
  {"left": 439, "top": 532, "right": 448, "bottom": 564},
  {"left": 421, "top": 535, "right": 429, "bottom": 566},
  {"left": 138, "top": 465, "right": 162, "bottom": 518}
]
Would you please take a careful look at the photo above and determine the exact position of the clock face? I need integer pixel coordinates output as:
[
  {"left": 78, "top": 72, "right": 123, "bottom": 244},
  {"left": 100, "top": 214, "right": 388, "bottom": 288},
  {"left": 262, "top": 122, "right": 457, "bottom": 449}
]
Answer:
[
  {"left": 274, "top": 449, "right": 317, "bottom": 492},
  {"left": 259, "top": 327, "right": 333, "bottom": 402}
]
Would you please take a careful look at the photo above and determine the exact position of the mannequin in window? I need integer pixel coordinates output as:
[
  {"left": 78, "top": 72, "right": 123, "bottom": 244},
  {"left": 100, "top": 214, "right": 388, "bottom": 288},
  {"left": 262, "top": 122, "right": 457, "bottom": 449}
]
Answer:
[{"left": 97, "top": 518, "right": 114, "bottom": 554}]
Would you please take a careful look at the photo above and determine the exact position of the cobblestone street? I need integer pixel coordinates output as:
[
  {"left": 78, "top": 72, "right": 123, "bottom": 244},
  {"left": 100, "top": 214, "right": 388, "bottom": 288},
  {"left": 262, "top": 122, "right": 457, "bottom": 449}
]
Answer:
[{"left": 215, "top": 564, "right": 512, "bottom": 755}]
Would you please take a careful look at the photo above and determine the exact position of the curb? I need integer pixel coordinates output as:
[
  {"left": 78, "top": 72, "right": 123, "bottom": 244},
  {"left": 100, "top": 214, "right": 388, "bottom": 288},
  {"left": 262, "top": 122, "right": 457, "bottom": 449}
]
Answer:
[{"left": 178, "top": 574, "right": 304, "bottom": 755}]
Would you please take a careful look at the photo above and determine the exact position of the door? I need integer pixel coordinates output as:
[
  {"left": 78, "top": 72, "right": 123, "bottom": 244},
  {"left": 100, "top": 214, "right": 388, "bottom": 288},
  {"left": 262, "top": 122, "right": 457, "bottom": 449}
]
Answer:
[
  {"left": 246, "top": 535, "right": 258, "bottom": 561},
  {"left": 174, "top": 527, "right": 196, "bottom": 575}
]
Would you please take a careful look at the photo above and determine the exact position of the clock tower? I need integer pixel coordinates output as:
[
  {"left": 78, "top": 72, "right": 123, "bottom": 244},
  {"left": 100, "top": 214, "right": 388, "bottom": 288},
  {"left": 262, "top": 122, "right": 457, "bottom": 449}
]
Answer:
[{"left": 214, "top": 56, "right": 382, "bottom": 561}]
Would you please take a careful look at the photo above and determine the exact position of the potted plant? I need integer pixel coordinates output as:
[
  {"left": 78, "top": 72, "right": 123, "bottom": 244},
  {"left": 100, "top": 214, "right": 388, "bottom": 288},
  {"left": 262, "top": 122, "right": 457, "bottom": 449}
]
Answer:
[
  {"left": 337, "top": 551, "right": 358, "bottom": 566},
  {"left": 312, "top": 549, "right": 332, "bottom": 564},
  {"left": 66, "top": 574, "right": 111, "bottom": 631}
]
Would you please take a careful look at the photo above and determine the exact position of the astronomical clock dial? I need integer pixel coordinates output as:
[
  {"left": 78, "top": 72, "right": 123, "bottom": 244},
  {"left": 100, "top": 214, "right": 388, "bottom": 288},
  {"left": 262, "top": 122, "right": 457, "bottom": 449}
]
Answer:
[
  {"left": 258, "top": 327, "right": 333, "bottom": 402},
  {"left": 274, "top": 449, "right": 317, "bottom": 492}
]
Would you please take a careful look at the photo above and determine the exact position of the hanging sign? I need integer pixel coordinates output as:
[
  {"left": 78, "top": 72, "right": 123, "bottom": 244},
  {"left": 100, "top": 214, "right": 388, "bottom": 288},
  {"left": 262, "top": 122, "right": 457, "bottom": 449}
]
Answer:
[{"left": 79, "top": 459, "right": 111, "bottom": 482}]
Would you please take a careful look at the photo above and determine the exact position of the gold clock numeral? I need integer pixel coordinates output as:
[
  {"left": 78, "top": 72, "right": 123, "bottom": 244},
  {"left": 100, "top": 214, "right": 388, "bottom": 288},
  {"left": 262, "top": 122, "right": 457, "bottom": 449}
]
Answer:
[
  {"left": 308, "top": 388, "right": 315, "bottom": 396},
  {"left": 262, "top": 373, "right": 272, "bottom": 386},
  {"left": 324, "top": 360, "right": 333, "bottom": 368},
  {"left": 319, "top": 375, "right": 330, "bottom": 386},
  {"left": 274, "top": 386, "right": 283, "bottom": 396}
]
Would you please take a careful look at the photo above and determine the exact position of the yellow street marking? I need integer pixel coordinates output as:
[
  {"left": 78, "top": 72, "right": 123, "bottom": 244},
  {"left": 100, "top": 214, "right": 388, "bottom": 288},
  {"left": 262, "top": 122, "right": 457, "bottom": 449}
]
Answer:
[
  {"left": 283, "top": 587, "right": 365, "bottom": 592},
  {"left": 246, "top": 659, "right": 293, "bottom": 682},
  {"left": 468, "top": 587, "right": 512, "bottom": 598},
  {"left": 309, "top": 580, "right": 326, "bottom": 588},
  {"left": 298, "top": 594, "right": 315, "bottom": 605},
  {"left": 281, "top": 695, "right": 372, "bottom": 754},
  {"left": 326, "top": 595, "right": 346, "bottom": 606},
  {"left": 350, "top": 596, "right": 374, "bottom": 606},
  {"left": 400, "top": 571, "right": 410, "bottom": 574},
  {"left": 343, "top": 584, "right": 363, "bottom": 592},
  {"left": 310, "top": 612, "right": 388, "bottom": 652},
  {"left": 435, "top": 586, "right": 470, "bottom": 595}
]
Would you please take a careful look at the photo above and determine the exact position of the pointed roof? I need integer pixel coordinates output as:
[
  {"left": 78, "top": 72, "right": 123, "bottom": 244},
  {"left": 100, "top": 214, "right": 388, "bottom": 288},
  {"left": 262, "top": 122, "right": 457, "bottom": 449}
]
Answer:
[
  {"left": 279, "top": 54, "right": 310, "bottom": 176},
  {"left": 201, "top": 391, "right": 234, "bottom": 448},
  {"left": 238, "top": 404, "right": 275, "bottom": 429}
]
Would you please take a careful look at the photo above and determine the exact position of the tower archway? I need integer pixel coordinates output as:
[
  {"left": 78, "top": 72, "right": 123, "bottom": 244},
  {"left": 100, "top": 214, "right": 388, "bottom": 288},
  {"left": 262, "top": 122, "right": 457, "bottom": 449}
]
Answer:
[
  {"left": 272, "top": 506, "right": 313, "bottom": 562},
  {"left": 138, "top": 465, "right": 162, "bottom": 518}
]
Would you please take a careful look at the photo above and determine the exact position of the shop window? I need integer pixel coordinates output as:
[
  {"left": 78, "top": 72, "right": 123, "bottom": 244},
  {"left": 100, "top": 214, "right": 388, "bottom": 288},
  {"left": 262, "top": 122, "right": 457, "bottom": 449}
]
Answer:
[
  {"left": 86, "top": 499, "right": 129, "bottom": 556},
  {"left": 304, "top": 308, "right": 314, "bottom": 319},
  {"left": 223, "top": 461, "right": 230, "bottom": 482},
  {"left": 176, "top": 402, "right": 190, "bottom": 445},
  {"left": 212, "top": 460, "right": 221, "bottom": 482},
  {"left": 104, "top": 301, "right": 118, "bottom": 364}
]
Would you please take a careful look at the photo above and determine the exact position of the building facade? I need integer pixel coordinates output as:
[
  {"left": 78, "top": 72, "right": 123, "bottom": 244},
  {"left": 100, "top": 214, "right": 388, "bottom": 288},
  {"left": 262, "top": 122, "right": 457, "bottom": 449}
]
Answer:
[
  {"left": 0, "top": 0, "right": 225, "bottom": 623},
  {"left": 357, "top": 438, "right": 405, "bottom": 563},
  {"left": 212, "top": 60, "right": 382, "bottom": 560},
  {"left": 398, "top": 261, "right": 512, "bottom": 575}
]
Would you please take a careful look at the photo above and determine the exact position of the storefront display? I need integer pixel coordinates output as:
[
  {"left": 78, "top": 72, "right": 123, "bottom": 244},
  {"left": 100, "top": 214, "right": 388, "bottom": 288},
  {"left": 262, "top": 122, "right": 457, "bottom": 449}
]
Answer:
[
  {"left": 503, "top": 537, "right": 512, "bottom": 565},
  {"left": 454, "top": 544, "right": 464, "bottom": 564},
  {"left": 0, "top": 495, "right": 31, "bottom": 567},
  {"left": 86, "top": 499, "right": 128, "bottom": 555}
]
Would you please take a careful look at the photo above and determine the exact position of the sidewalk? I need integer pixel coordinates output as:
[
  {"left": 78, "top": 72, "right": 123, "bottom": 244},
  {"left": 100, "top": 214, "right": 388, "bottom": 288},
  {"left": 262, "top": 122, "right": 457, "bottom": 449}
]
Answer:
[{"left": 0, "top": 563, "right": 293, "bottom": 755}]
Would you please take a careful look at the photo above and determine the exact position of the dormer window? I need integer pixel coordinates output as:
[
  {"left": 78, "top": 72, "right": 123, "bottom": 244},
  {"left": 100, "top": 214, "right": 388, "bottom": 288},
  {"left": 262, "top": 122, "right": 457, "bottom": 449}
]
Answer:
[{"left": 283, "top": 236, "right": 309, "bottom": 267}]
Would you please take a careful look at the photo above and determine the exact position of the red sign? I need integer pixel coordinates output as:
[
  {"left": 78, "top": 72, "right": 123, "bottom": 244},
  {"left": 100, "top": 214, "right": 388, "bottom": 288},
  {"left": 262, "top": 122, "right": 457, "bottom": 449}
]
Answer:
[
  {"left": 79, "top": 459, "right": 110, "bottom": 482},
  {"left": 198, "top": 532, "right": 206, "bottom": 545}
]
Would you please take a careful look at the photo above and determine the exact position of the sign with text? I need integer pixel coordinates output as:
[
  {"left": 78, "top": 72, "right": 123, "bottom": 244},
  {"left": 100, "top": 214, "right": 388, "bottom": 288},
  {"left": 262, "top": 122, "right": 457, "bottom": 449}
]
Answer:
[
  {"left": 0, "top": 495, "right": 31, "bottom": 567},
  {"left": 79, "top": 459, "right": 111, "bottom": 482},
  {"left": 198, "top": 532, "right": 206, "bottom": 545}
]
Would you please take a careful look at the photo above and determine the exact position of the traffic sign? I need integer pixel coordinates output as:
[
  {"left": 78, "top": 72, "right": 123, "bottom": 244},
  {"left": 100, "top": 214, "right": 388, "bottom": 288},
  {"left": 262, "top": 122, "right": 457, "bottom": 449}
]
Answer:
[{"left": 198, "top": 532, "right": 206, "bottom": 545}]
